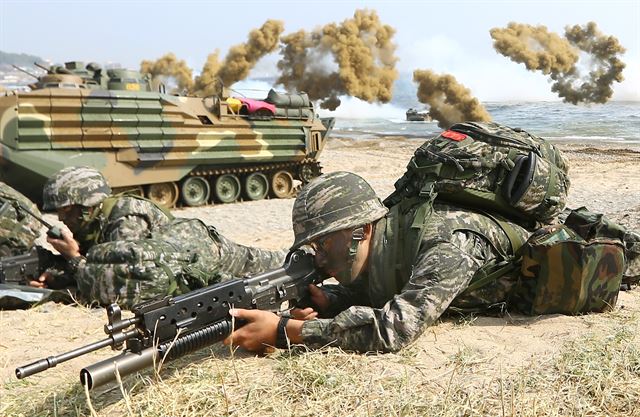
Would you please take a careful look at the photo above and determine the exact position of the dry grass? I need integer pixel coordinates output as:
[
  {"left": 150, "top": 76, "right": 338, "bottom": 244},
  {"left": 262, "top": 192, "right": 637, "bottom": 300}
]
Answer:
[{"left": 2, "top": 307, "right": 639, "bottom": 417}]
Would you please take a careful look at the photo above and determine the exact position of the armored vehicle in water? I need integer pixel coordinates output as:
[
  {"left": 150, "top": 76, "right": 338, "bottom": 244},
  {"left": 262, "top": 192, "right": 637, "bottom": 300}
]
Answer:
[
  {"left": 0, "top": 66, "right": 333, "bottom": 207},
  {"left": 406, "top": 108, "right": 431, "bottom": 122}
]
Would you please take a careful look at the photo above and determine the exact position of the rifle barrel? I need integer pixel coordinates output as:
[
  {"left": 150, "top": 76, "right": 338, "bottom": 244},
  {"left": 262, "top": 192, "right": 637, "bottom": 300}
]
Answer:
[{"left": 16, "top": 329, "right": 137, "bottom": 379}]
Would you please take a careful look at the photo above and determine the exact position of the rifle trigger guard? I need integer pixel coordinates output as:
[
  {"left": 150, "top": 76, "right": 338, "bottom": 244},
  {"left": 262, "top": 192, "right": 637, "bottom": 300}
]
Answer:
[{"left": 277, "top": 284, "right": 286, "bottom": 299}]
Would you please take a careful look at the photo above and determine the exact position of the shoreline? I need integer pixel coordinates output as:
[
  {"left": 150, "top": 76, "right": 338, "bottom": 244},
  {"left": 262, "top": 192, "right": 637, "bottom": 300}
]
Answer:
[{"left": 330, "top": 133, "right": 640, "bottom": 151}]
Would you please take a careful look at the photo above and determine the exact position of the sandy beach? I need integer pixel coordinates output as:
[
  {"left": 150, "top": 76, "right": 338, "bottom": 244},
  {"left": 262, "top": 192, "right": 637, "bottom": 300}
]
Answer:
[{"left": 1, "top": 135, "right": 639, "bottom": 415}]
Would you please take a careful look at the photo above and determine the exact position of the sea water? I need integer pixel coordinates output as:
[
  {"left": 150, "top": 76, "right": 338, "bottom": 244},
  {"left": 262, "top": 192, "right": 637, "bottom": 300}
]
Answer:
[{"left": 325, "top": 101, "right": 640, "bottom": 144}]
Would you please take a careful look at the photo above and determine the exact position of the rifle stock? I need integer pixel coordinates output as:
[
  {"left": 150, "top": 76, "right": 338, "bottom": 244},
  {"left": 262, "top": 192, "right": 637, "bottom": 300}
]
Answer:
[{"left": 16, "top": 249, "right": 322, "bottom": 390}]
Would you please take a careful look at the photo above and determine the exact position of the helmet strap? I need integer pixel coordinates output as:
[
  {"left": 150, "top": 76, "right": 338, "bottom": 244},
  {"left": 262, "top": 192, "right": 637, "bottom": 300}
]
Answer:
[
  {"left": 349, "top": 226, "right": 365, "bottom": 258},
  {"left": 336, "top": 226, "right": 365, "bottom": 284},
  {"left": 80, "top": 206, "right": 93, "bottom": 222}
]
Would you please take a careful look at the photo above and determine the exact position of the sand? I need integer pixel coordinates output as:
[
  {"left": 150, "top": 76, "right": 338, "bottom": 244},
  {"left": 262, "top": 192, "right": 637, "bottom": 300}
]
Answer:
[{"left": 1, "top": 135, "right": 639, "bottom": 396}]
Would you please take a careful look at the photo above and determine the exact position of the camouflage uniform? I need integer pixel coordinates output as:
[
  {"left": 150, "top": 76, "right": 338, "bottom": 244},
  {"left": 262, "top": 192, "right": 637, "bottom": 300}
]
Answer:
[
  {"left": 77, "top": 218, "right": 285, "bottom": 306},
  {"left": 292, "top": 172, "right": 530, "bottom": 353},
  {"left": 0, "top": 182, "right": 41, "bottom": 257},
  {"left": 624, "top": 231, "right": 640, "bottom": 283},
  {"left": 41, "top": 166, "right": 174, "bottom": 277},
  {"left": 71, "top": 195, "right": 172, "bottom": 256},
  {"left": 44, "top": 166, "right": 286, "bottom": 307}
]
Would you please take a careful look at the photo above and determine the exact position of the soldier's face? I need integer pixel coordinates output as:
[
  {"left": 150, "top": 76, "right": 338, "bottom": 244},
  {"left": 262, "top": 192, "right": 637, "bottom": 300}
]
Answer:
[
  {"left": 310, "top": 229, "right": 354, "bottom": 282},
  {"left": 56, "top": 205, "right": 85, "bottom": 234},
  {"left": 312, "top": 224, "right": 374, "bottom": 284}
]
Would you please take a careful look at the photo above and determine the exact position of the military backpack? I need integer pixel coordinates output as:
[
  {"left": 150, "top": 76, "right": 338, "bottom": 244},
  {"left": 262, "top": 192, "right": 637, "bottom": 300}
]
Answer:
[
  {"left": 511, "top": 207, "right": 633, "bottom": 314},
  {"left": 383, "top": 121, "right": 571, "bottom": 225},
  {"left": 383, "top": 122, "right": 630, "bottom": 315}
]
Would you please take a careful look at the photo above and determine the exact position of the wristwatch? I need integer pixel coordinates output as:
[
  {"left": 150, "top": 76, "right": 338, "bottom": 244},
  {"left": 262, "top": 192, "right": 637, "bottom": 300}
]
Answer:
[
  {"left": 66, "top": 255, "right": 86, "bottom": 274},
  {"left": 275, "top": 316, "right": 291, "bottom": 349}
]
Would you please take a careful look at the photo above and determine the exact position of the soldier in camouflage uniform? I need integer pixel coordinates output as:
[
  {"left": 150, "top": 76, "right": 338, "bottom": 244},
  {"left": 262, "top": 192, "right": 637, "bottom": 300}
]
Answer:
[
  {"left": 224, "top": 171, "right": 531, "bottom": 353},
  {"left": 0, "top": 182, "right": 42, "bottom": 257},
  {"left": 31, "top": 166, "right": 285, "bottom": 306}
]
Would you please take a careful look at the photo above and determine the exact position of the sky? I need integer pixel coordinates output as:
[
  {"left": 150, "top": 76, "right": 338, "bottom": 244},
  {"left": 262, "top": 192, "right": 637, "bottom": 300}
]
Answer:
[{"left": 1, "top": 0, "right": 638, "bottom": 102}]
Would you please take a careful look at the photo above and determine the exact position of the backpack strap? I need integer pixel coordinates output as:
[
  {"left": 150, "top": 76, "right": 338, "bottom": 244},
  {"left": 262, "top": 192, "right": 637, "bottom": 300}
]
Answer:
[
  {"left": 481, "top": 211, "right": 527, "bottom": 255},
  {"left": 463, "top": 260, "right": 520, "bottom": 294},
  {"left": 460, "top": 211, "right": 526, "bottom": 294},
  {"left": 533, "top": 160, "right": 562, "bottom": 218},
  {"left": 98, "top": 196, "right": 119, "bottom": 220},
  {"left": 160, "top": 263, "right": 190, "bottom": 296},
  {"left": 393, "top": 196, "right": 436, "bottom": 284},
  {"left": 379, "top": 197, "right": 435, "bottom": 297},
  {"left": 80, "top": 193, "right": 174, "bottom": 246},
  {"left": 100, "top": 192, "right": 175, "bottom": 221}
]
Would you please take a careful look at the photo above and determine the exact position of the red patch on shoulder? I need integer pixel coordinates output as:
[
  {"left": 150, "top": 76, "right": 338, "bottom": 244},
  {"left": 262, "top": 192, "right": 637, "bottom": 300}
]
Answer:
[{"left": 441, "top": 130, "right": 467, "bottom": 141}]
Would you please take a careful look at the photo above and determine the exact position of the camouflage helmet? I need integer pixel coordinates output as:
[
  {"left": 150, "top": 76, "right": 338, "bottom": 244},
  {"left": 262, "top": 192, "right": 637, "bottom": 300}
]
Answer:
[
  {"left": 291, "top": 171, "right": 388, "bottom": 249},
  {"left": 42, "top": 166, "right": 111, "bottom": 210}
]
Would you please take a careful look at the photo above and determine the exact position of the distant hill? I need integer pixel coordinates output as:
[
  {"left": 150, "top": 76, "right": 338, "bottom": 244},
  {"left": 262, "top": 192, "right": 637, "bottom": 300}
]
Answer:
[{"left": 0, "top": 51, "right": 44, "bottom": 68}]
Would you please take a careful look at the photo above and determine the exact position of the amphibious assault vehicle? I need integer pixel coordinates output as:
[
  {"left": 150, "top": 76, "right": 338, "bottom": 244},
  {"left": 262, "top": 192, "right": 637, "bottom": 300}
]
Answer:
[
  {"left": 0, "top": 63, "right": 333, "bottom": 208},
  {"left": 406, "top": 108, "right": 431, "bottom": 122}
]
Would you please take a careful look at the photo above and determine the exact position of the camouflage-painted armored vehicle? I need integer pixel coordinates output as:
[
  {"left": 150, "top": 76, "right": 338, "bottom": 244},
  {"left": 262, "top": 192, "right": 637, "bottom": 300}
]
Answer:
[
  {"left": 13, "top": 61, "right": 152, "bottom": 92},
  {"left": 0, "top": 80, "right": 333, "bottom": 207}
]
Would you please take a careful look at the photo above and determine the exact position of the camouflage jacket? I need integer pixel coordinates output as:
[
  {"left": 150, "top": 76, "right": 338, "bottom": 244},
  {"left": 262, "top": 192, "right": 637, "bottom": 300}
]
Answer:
[
  {"left": 0, "top": 182, "right": 42, "bottom": 257},
  {"left": 58, "top": 195, "right": 173, "bottom": 290},
  {"left": 300, "top": 201, "right": 530, "bottom": 353},
  {"left": 73, "top": 195, "right": 173, "bottom": 255},
  {"left": 75, "top": 215, "right": 286, "bottom": 307},
  {"left": 143, "top": 218, "right": 286, "bottom": 287}
]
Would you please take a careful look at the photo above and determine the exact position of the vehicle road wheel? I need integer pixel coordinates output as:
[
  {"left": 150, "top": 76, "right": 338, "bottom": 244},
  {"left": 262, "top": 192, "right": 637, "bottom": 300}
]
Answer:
[
  {"left": 214, "top": 174, "right": 241, "bottom": 203},
  {"left": 270, "top": 171, "right": 294, "bottom": 199},
  {"left": 299, "top": 163, "right": 321, "bottom": 184},
  {"left": 243, "top": 172, "right": 269, "bottom": 201},
  {"left": 146, "top": 182, "right": 179, "bottom": 208},
  {"left": 180, "top": 176, "right": 211, "bottom": 207}
]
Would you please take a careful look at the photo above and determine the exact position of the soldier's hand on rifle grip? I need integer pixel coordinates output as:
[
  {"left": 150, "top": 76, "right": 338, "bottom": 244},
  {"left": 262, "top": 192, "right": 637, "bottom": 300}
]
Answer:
[
  {"left": 306, "top": 283, "right": 330, "bottom": 312},
  {"left": 290, "top": 307, "right": 318, "bottom": 321},
  {"left": 29, "top": 270, "right": 53, "bottom": 288},
  {"left": 46, "top": 229, "right": 81, "bottom": 260}
]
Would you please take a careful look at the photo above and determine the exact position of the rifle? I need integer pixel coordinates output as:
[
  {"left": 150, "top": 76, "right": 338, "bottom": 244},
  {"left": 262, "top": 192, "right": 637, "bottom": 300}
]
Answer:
[
  {"left": 0, "top": 246, "right": 60, "bottom": 285},
  {"left": 16, "top": 249, "right": 322, "bottom": 389}
]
